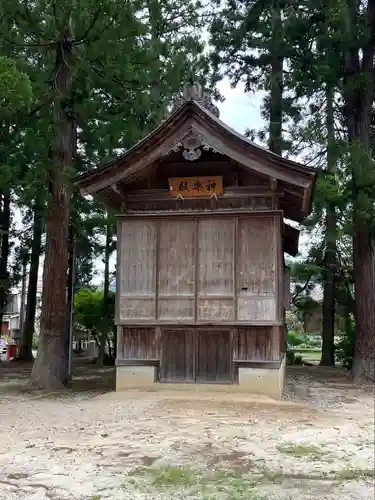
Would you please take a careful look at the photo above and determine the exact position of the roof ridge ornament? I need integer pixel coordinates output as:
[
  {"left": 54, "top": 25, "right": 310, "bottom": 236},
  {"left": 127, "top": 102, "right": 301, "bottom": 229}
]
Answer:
[{"left": 172, "top": 81, "right": 220, "bottom": 118}]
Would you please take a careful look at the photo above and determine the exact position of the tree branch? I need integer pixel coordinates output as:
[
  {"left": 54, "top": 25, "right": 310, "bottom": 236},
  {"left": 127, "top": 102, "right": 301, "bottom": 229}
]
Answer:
[
  {"left": 74, "top": 6, "right": 103, "bottom": 44},
  {"left": 0, "top": 34, "right": 55, "bottom": 47}
]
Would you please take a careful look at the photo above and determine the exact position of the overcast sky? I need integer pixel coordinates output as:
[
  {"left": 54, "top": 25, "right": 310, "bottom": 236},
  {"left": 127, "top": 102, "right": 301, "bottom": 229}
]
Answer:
[{"left": 216, "top": 79, "right": 264, "bottom": 135}]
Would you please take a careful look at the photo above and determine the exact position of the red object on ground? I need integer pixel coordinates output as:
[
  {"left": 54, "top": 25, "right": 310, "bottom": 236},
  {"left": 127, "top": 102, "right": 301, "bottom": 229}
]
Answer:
[{"left": 7, "top": 344, "right": 17, "bottom": 359}]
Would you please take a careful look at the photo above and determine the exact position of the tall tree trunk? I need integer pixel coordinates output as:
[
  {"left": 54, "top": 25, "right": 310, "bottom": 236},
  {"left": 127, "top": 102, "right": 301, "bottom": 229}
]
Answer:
[
  {"left": 65, "top": 220, "right": 75, "bottom": 380},
  {"left": 0, "top": 193, "right": 11, "bottom": 329},
  {"left": 98, "top": 218, "right": 111, "bottom": 366},
  {"left": 351, "top": 213, "right": 375, "bottom": 380},
  {"left": 343, "top": 0, "right": 375, "bottom": 381},
  {"left": 268, "top": 1, "right": 283, "bottom": 156},
  {"left": 30, "top": 22, "right": 76, "bottom": 389},
  {"left": 18, "top": 203, "right": 43, "bottom": 361},
  {"left": 320, "top": 87, "right": 337, "bottom": 366},
  {"left": 19, "top": 254, "right": 28, "bottom": 336}
]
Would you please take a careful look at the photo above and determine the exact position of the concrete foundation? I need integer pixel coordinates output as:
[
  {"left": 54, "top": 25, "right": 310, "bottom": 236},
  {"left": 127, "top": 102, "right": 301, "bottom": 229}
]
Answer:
[
  {"left": 238, "top": 356, "right": 286, "bottom": 399},
  {"left": 116, "top": 365, "right": 156, "bottom": 390},
  {"left": 115, "top": 356, "right": 286, "bottom": 398}
]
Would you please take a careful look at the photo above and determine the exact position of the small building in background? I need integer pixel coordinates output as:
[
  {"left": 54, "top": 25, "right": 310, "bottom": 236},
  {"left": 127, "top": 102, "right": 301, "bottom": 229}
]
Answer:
[{"left": 1, "top": 293, "right": 21, "bottom": 341}]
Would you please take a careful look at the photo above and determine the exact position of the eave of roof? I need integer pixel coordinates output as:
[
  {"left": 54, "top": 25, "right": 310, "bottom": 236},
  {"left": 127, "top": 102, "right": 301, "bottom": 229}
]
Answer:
[{"left": 76, "top": 99, "right": 317, "bottom": 220}]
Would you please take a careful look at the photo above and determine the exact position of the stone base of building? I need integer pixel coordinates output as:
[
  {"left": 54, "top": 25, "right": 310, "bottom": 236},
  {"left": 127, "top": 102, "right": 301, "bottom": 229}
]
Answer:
[
  {"left": 115, "top": 357, "right": 286, "bottom": 399},
  {"left": 237, "top": 356, "right": 286, "bottom": 398},
  {"left": 116, "top": 365, "right": 157, "bottom": 390}
]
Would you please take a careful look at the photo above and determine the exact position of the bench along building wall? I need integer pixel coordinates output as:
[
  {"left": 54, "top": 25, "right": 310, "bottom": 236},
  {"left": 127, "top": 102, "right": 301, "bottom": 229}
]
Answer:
[{"left": 116, "top": 211, "right": 286, "bottom": 388}]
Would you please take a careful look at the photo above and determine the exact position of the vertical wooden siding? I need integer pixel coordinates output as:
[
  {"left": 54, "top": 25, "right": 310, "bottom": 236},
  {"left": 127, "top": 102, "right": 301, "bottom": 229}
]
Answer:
[
  {"left": 120, "top": 327, "right": 160, "bottom": 359},
  {"left": 119, "top": 325, "right": 280, "bottom": 372},
  {"left": 118, "top": 214, "right": 279, "bottom": 323},
  {"left": 119, "top": 220, "right": 156, "bottom": 319},
  {"left": 158, "top": 219, "right": 195, "bottom": 320},
  {"left": 160, "top": 329, "right": 194, "bottom": 382},
  {"left": 237, "top": 216, "right": 276, "bottom": 321},
  {"left": 198, "top": 218, "right": 235, "bottom": 321},
  {"left": 233, "top": 327, "right": 278, "bottom": 361},
  {"left": 195, "top": 329, "right": 233, "bottom": 382}
]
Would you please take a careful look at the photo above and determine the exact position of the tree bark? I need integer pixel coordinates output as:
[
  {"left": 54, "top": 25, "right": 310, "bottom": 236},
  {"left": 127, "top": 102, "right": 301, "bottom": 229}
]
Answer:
[
  {"left": 30, "top": 22, "right": 76, "bottom": 389},
  {"left": 268, "top": 2, "right": 283, "bottom": 156},
  {"left": 0, "top": 193, "right": 11, "bottom": 330},
  {"left": 65, "top": 220, "right": 75, "bottom": 380},
  {"left": 342, "top": 0, "right": 375, "bottom": 381},
  {"left": 98, "top": 218, "right": 111, "bottom": 366},
  {"left": 320, "top": 87, "right": 337, "bottom": 366},
  {"left": 351, "top": 215, "right": 375, "bottom": 380},
  {"left": 19, "top": 255, "right": 28, "bottom": 336},
  {"left": 18, "top": 203, "right": 43, "bottom": 361}
]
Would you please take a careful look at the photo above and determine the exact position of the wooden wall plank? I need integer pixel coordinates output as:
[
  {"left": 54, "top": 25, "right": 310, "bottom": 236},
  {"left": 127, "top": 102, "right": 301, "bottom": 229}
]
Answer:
[
  {"left": 197, "top": 218, "right": 234, "bottom": 321},
  {"left": 196, "top": 329, "right": 232, "bottom": 382},
  {"left": 237, "top": 216, "right": 276, "bottom": 321},
  {"left": 233, "top": 327, "right": 277, "bottom": 361},
  {"left": 119, "top": 297, "right": 155, "bottom": 320},
  {"left": 120, "top": 327, "right": 160, "bottom": 359},
  {"left": 198, "top": 218, "right": 234, "bottom": 295},
  {"left": 119, "top": 220, "right": 156, "bottom": 321},
  {"left": 158, "top": 219, "right": 195, "bottom": 296},
  {"left": 160, "top": 329, "right": 194, "bottom": 382},
  {"left": 157, "top": 219, "right": 196, "bottom": 320},
  {"left": 120, "top": 220, "right": 156, "bottom": 295},
  {"left": 198, "top": 299, "right": 234, "bottom": 321},
  {"left": 158, "top": 298, "right": 194, "bottom": 320}
]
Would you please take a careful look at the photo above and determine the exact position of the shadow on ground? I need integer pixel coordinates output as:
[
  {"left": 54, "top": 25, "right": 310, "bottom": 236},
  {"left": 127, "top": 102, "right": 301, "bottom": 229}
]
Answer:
[{"left": 0, "top": 357, "right": 115, "bottom": 397}]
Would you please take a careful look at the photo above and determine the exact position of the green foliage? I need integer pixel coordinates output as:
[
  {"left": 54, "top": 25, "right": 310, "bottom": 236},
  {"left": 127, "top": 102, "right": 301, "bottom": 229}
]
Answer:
[
  {"left": 286, "top": 349, "right": 296, "bottom": 365},
  {"left": 286, "top": 349, "right": 304, "bottom": 366},
  {"left": 294, "top": 354, "right": 303, "bottom": 366},
  {"left": 335, "top": 322, "right": 355, "bottom": 370},
  {"left": 0, "top": 56, "right": 33, "bottom": 119},
  {"left": 287, "top": 330, "right": 304, "bottom": 347},
  {"left": 74, "top": 288, "right": 115, "bottom": 338},
  {"left": 32, "top": 335, "right": 39, "bottom": 350},
  {"left": 0, "top": 0, "right": 211, "bottom": 336}
]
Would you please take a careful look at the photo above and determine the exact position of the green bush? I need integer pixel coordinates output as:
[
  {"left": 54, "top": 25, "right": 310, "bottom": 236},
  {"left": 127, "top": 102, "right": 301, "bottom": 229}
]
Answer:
[
  {"left": 287, "top": 330, "right": 305, "bottom": 347},
  {"left": 294, "top": 355, "right": 303, "bottom": 365},
  {"left": 335, "top": 324, "right": 355, "bottom": 370},
  {"left": 286, "top": 350, "right": 296, "bottom": 365},
  {"left": 286, "top": 349, "right": 305, "bottom": 366}
]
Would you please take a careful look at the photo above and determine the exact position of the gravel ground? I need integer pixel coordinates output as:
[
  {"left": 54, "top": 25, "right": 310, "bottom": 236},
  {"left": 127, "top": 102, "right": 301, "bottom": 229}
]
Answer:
[{"left": 0, "top": 364, "right": 374, "bottom": 499}]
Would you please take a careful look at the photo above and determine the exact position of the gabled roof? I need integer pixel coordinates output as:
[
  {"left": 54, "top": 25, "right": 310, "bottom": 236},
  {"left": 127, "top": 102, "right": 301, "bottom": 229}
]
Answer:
[{"left": 77, "top": 97, "right": 316, "bottom": 222}]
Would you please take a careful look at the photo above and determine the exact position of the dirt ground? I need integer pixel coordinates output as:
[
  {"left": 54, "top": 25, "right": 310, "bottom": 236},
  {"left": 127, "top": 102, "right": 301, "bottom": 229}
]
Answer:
[{"left": 0, "top": 360, "right": 374, "bottom": 500}]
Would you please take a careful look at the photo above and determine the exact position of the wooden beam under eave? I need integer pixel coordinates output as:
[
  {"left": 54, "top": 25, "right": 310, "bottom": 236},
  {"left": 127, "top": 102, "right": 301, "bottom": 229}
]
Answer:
[
  {"left": 302, "top": 182, "right": 313, "bottom": 216},
  {"left": 283, "top": 223, "right": 300, "bottom": 256},
  {"left": 94, "top": 186, "right": 124, "bottom": 212}
]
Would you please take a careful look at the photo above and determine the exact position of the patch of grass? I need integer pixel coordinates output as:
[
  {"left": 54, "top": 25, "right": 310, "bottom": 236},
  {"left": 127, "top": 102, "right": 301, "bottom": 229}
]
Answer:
[
  {"left": 334, "top": 467, "right": 375, "bottom": 481},
  {"left": 123, "top": 462, "right": 375, "bottom": 499},
  {"left": 277, "top": 443, "right": 328, "bottom": 461},
  {"left": 124, "top": 466, "right": 268, "bottom": 498},
  {"left": 7, "top": 472, "right": 29, "bottom": 480},
  {"left": 151, "top": 466, "right": 199, "bottom": 488}
]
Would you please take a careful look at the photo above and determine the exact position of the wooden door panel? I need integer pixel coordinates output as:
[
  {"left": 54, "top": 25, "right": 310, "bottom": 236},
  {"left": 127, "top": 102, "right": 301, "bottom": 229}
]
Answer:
[
  {"left": 160, "top": 329, "right": 194, "bottom": 382},
  {"left": 195, "top": 329, "right": 232, "bottom": 383}
]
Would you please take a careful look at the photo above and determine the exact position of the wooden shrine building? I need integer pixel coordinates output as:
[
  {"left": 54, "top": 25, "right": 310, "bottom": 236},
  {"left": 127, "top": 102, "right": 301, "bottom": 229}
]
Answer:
[{"left": 77, "top": 83, "right": 316, "bottom": 397}]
